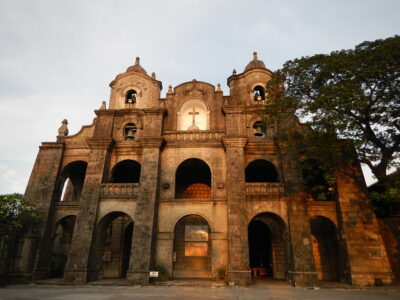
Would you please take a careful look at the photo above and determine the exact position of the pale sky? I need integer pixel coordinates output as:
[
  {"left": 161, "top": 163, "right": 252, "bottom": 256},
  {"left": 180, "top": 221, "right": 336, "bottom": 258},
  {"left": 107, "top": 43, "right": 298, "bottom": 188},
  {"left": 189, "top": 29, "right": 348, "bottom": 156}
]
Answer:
[{"left": 0, "top": 0, "right": 399, "bottom": 194}]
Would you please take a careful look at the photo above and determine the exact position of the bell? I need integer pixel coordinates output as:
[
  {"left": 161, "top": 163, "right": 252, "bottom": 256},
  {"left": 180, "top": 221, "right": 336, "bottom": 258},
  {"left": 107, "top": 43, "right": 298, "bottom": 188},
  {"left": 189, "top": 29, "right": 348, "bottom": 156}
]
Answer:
[
  {"left": 254, "top": 126, "right": 264, "bottom": 137},
  {"left": 126, "top": 129, "right": 135, "bottom": 140}
]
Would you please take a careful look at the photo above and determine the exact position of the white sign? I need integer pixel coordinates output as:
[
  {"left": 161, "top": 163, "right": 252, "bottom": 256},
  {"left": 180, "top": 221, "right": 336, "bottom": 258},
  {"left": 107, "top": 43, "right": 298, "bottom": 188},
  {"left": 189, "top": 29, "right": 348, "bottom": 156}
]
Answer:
[{"left": 149, "top": 271, "right": 159, "bottom": 278}]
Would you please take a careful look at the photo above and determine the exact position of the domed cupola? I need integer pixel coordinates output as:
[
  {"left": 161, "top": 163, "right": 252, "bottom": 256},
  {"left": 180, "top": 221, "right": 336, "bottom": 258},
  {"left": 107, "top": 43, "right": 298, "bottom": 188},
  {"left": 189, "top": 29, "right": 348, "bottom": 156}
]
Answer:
[
  {"left": 244, "top": 52, "right": 266, "bottom": 72},
  {"left": 126, "top": 57, "right": 148, "bottom": 75}
]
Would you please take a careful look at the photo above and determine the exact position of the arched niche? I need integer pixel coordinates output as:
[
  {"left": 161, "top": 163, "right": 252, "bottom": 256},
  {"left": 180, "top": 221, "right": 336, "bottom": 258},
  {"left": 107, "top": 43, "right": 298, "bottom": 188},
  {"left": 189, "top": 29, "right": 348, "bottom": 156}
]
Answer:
[
  {"left": 175, "top": 158, "right": 211, "bottom": 199},
  {"left": 245, "top": 159, "right": 279, "bottom": 182},
  {"left": 177, "top": 99, "right": 210, "bottom": 131},
  {"left": 110, "top": 160, "right": 141, "bottom": 183}
]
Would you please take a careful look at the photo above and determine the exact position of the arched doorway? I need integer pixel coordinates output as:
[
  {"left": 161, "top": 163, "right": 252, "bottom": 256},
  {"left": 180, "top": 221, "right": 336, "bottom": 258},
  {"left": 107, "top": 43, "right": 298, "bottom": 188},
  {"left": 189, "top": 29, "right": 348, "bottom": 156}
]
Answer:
[
  {"left": 89, "top": 212, "right": 134, "bottom": 280},
  {"left": 310, "top": 216, "right": 342, "bottom": 281},
  {"left": 248, "top": 213, "right": 287, "bottom": 280},
  {"left": 173, "top": 215, "right": 212, "bottom": 278},
  {"left": 110, "top": 160, "right": 141, "bottom": 183},
  {"left": 50, "top": 216, "right": 76, "bottom": 278},
  {"left": 175, "top": 158, "right": 211, "bottom": 199}
]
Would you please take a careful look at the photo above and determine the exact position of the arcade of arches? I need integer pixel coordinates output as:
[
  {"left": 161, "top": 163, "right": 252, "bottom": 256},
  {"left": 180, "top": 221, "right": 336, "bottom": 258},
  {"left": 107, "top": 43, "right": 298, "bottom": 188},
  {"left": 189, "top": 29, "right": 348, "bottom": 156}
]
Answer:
[{"left": 15, "top": 54, "right": 396, "bottom": 287}]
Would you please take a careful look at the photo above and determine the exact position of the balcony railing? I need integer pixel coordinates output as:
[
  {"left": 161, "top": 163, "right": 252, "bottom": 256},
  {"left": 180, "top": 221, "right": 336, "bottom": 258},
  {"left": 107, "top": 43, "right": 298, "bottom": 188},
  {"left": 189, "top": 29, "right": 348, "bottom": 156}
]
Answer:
[
  {"left": 163, "top": 130, "right": 225, "bottom": 142},
  {"left": 245, "top": 182, "right": 284, "bottom": 195},
  {"left": 100, "top": 183, "right": 139, "bottom": 198}
]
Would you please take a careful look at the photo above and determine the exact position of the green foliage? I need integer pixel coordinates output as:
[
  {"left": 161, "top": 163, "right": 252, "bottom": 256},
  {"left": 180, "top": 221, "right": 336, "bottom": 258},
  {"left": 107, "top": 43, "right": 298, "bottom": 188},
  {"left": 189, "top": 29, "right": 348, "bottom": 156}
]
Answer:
[
  {"left": 266, "top": 35, "right": 400, "bottom": 183},
  {"left": 369, "top": 173, "right": 400, "bottom": 216},
  {"left": 217, "top": 267, "right": 226, "bottom": 279},
  {"left": 301, "top": 160, "right": 336, "bottom": 201},
  {"left": 0, "top": 193, "right": 42, "bottom": 229},
  {"left": 154, "top": 265, "right": 168, "bottom": 281}
]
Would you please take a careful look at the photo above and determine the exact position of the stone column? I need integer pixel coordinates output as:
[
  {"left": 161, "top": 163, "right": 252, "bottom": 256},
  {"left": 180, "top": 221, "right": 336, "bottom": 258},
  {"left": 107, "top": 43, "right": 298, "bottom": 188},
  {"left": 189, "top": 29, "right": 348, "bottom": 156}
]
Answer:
[
  {"left": 223, "top": 137, "right": 251, "bottom": 286},
  {"left": 25, "top": 142, "right": 64, "bottom": 280},
  {"left": 127, "top": 137, "right": 163, "bottom": 284},
  {"left": 63, "top": 138, "right": 114, "bottom": 283},
  {"left": 336, "top": 164, "right": 394, "bottom": 286},
  {"left": 277, "top": 114, "right": 317, "bottom": 287}
]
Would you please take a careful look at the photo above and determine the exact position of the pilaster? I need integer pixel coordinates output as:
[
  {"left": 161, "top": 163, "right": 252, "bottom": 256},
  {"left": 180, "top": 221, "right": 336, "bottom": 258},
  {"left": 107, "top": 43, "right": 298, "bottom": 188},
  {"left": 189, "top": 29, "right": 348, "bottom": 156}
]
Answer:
[
  {"left": 63, "top": 138, "right": 114, "bottom": 283},
  {"left": 127, "top": 137, "right": 163, "bottom": 284},
  {"left": 27, "top": 142, "right": 64, "bottom": 280},
  {"left": 223, "top": 137, "right": 251, "bottom": 286},
  {"left": 276, "top": 114, "right": 317, "bottom": 287}
]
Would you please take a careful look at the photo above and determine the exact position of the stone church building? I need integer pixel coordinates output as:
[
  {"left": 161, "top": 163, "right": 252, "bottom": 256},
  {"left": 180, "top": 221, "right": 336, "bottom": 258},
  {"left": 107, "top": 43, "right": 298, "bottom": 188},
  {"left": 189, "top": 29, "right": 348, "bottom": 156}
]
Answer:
[{"left": 16, "top": 53, "right": 395, "bottom": 286}]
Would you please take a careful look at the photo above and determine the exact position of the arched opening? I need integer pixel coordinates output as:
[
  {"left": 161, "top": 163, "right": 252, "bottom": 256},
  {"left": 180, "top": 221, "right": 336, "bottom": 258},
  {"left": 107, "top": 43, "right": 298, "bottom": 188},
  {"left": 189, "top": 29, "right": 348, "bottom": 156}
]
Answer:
[
  {"left": 245, "top": 159, "right": 279, "bottom": 182},
  {"left": 302, "top": 160, "right": 336, "bottom": 201},
  {"left": 88, "top": 212, "right": 133, "bottom": 281},
  {"left": 110, "top": 160, "right": 141, "bottom": 183},
  {"left": 123, "top": 123, "right": 137, "bottom": 140},
  {"left": 178, "top": 99, "right": 209, "bottom": 131},
  {"left": 253, "top": 121, "right": 266, "bottom": 138},
  {"left": 248, "top": 213, "right": 287, "bottom": 280},
  {"left": 310, "top": 216, "right": 342, "bottom": 282},
  {"left": 50, "top": 215, "right": 76, "bottom": 278},
  {"left": 58, "top": 161, "right": 87, "bottom": 202},
  {"left": 125, "top": 89, "right": 137, "bottom": 104},
  {"left": 173, "top": 215, "right": 211, "bottom": 278},
  {"left": 175, "top": 158, "right": 211, "bottom": 199},
  {"left": 253, "top": 85, "right": 265, "bottom": 101}
]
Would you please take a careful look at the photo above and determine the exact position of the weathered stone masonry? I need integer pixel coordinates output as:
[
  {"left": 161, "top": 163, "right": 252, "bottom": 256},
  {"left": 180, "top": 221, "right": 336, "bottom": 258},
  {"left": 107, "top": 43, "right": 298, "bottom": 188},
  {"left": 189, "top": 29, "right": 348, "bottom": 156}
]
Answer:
[{"left": 10, "top": 53, "right": 395, "bottom": 287}]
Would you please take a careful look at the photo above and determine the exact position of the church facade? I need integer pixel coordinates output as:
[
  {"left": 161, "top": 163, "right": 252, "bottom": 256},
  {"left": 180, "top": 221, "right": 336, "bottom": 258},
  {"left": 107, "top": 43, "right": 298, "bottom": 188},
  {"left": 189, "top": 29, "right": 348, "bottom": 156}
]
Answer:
[{"left": 19, "top": 53, "right": 395, "bottom": 286}]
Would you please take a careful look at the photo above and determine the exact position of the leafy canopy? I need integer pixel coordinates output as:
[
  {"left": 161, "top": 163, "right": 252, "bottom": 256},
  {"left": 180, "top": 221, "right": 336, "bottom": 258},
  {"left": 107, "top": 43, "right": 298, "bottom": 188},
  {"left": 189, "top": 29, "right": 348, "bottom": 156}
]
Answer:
[
  {"left": 266, "top": 35, "right": 400, "bottom": 183},
  {"left": 0, "top": 193, "right": 42, "bottom": 229}
]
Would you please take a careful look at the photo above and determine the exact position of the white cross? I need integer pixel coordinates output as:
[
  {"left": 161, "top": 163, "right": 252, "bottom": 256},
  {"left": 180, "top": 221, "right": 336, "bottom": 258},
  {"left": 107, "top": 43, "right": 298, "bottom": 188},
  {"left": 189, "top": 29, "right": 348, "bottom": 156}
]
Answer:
[{"left": 188, "top": 107, "right": 199, "bottom": 125}]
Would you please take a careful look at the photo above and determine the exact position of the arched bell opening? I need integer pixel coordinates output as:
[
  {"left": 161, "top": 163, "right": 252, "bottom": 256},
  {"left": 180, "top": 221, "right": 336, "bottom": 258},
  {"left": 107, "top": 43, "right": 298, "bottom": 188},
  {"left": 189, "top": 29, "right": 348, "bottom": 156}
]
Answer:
[
  {"left": 123, "top": 123, "right": 137, "bottom": 140},
  {"left": 248, "top": 213, "right": 288, "bottom": 280},
  {"left": 88, "top": 212, "right": 134, "bottom": 281},
  {"left": 245, "top": 159, "right": 279, "bottom": 183},
  {"left": 50, "top": 215, "right": 76, "bottom": 278},
  {"left": 125, "top": 89, "right": 137, "bottom": 104},
  {"left": 173, "top": 214, "right": 212, "bottom": 279},
  {"left": 253, "top": 121, "right": 266, "bottom": 138},
  {"left": 175, "top": 158, "right": 211, "bottom": 199},
  {"left": 310, "top": 216, "right": 343, "bottom": 282},
  {"left": 57, "top": 161, "right": 88, "bottom": 202},
  {"left": 253, "top": 85, "right": 265, "bottom": 101},
  {"left": 110, "top": 160, "right": 141, "bottom": 183}
]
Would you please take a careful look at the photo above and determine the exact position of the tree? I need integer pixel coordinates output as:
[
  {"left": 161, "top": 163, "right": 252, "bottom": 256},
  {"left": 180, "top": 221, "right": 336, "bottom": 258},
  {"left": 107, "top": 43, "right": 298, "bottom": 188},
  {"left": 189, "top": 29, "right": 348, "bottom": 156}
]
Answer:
[
  {"left": 0, "top": 193, "right": 41, "bottom": 229},
  {"left": 266, "top": 35, "right": 400, "bottom": 184}
]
